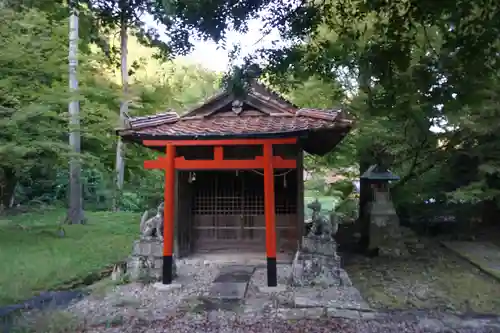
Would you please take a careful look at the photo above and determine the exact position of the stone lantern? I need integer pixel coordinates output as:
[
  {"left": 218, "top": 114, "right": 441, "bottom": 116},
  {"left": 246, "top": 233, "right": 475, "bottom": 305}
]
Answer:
[
  {"left": 360, "top": 164, "right": 407, "bottom": 256},
  {"left": 360, "top": 164, "right": 400, "bottom": 182}
]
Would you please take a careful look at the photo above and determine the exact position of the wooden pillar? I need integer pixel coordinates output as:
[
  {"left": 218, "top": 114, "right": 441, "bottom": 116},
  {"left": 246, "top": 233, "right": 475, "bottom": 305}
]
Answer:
[
  {"left": 163, "top": 144, "right": 176, "bottom": 284},
  {"left": 296, "top": 148, "right": 305, "bottom": 243},
  {"left": 263, "top": 142, "right": 277, "bottom": 287}
]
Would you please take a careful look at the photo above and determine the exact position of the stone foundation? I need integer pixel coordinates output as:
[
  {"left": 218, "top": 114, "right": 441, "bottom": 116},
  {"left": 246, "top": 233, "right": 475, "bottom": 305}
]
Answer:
[
  {"left": 126, "top": 237, "right": 177, "bottom": 282},
  {"left": 291, "top": 236, "right": 342, "bottom": 287}
]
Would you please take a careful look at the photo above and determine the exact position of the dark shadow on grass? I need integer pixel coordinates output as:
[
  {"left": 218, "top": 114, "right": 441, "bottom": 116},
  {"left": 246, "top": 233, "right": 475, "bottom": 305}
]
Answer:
[{"left": 0, "top": 290, "right": 86, "bottom": 333}]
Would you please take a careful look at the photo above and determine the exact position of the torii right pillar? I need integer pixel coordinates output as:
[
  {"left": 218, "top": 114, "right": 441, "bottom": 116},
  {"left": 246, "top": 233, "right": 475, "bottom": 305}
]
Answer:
[{"left": 263, "top": 142, "right": 277, "bottom": 287}]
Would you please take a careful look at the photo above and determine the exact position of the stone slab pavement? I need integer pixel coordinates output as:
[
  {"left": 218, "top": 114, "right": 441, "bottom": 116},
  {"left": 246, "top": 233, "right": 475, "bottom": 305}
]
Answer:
[
  {"left": 442, "top": 241, "right": 500, "bottom": 281},
  {"left": 208, "top": 265, "right": 255, "bottom": 300}
]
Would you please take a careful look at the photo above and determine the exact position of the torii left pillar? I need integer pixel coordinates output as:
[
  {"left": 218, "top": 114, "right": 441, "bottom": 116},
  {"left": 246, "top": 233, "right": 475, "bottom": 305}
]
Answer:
[{"left": 144, "top": 143, "right": 176, "bottom": 284}]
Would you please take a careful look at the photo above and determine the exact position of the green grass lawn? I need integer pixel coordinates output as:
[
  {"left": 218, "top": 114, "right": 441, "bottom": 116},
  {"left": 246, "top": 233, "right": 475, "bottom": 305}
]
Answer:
[{"left": 0, "top": 208, "right": 138, "bottom": 306}]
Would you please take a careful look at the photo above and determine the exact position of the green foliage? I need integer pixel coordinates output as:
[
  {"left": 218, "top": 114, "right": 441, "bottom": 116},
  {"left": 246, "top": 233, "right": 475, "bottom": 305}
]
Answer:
[
  {"left": 82, "top": 0, "right": 196, "bottom": 65},
  {"left": 334, "top": 196, "right": 359, "bottom": 222},
  {"left": 164, "top": 0, "right": 500, "bottom": 215},
  {"left": 330, "top": 180, "right": 355, "bottom": 199},
  {"left": 163, "top": 0, "right": 269, "bottom": 44},
  {"left": 304, "top": 196, "right": 338, "bottom": 220},
  {"left": 0, "top": 7, "right": 220, "bottom": 212},
  {"left": 304, "top": 176, "right": 325, "bottom": 193},
  {"left": 2, "top": 0, "right": 500, "bottom": 225}
]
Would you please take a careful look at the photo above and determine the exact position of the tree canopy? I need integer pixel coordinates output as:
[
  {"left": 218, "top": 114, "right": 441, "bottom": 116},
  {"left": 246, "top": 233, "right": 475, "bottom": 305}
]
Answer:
[
  {"left": 1, "top": 0, "right": 500, "bottom": 224},
  {"left": 164, "top": 0, "right": 500, "bottom": 218}
]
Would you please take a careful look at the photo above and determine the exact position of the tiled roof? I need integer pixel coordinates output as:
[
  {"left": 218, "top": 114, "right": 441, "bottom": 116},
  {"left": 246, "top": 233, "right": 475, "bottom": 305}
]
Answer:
[
  {"left": 125, "top": 109, "right": 347, "bottom": 137},
  {"left": 119, "top": 82, "right": 353, "bottom": 139},
  {"left": 124, "top": 111, "right": 178, "bottom": 130}
]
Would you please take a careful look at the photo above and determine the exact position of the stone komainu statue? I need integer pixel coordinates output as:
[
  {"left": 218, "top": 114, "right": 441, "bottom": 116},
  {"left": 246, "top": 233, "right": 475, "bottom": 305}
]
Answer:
[
  {"left": 140, "top": 202, "right": 164, "bottom": 240},
  {"left": 306, "top": 199, "right": 338, "bottom": 241}
]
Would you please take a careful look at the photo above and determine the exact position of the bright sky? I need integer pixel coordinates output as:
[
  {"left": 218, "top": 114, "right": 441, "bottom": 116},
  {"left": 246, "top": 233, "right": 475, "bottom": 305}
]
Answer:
[
  {"left": 180, "top": 18, "right": 282, "bottom": 72},
  {"left": 144, "top": 13, "right": 281, "bottom": 72}
]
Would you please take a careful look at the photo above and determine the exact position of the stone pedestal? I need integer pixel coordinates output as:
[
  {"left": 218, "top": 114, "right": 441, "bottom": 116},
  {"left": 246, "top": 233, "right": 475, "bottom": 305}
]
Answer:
[
  {"left": 126, "top": 237, "right": 177, "bottom": 282},
  {"left": 369, "top": 190, "right": 409, "bottom": 257},
  {"left": 291, "top": 236, "right": 341, "bottom": 287}
]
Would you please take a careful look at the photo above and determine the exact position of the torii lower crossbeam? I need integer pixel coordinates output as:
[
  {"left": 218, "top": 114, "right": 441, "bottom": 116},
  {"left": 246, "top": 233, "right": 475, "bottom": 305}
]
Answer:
[{"left": 144, "top": 138, "right": 297, "bottom": 287}]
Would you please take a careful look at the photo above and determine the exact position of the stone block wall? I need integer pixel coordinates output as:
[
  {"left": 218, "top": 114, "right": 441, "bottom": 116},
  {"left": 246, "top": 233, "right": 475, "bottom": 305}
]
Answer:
[
  {"left": 291, "top": 236, "right": 342, "bottom": 287},
  {"left": 132, "top": 238, "right": 163, "bottom": 257},
  {"left": 127, "top": 237, "right": 176, "bottom": 282}
]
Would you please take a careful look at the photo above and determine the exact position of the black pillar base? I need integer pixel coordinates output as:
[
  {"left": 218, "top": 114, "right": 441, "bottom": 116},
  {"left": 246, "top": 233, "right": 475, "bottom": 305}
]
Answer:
[
  {"left": 266, "top": 257, "right": 277, "bottom": 287},
  {"left": 162, "top": 255, "right": 173, "bottom": 284}
]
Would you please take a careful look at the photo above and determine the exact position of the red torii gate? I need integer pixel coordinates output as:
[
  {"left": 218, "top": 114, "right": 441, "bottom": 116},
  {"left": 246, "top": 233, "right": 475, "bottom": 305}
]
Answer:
[{"left": 143, "top": 137, "right": 297, "bottom": 286}]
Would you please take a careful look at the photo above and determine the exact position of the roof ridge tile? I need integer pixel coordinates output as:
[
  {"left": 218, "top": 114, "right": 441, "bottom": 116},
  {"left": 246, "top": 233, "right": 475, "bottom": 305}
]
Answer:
[{"left": 127, "top": 111, "right": 179, "bottom": 130}]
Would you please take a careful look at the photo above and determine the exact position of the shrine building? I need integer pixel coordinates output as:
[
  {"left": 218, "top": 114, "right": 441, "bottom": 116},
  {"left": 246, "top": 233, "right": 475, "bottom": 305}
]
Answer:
[{"left": 117, "top": 82, "right": 353, "bottom": 286}]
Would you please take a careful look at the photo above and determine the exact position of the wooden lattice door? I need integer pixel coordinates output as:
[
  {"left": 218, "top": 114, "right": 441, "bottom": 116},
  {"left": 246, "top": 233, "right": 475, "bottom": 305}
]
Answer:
[{"left": 192, "top": 171, "right": 266, "bottom": 252}]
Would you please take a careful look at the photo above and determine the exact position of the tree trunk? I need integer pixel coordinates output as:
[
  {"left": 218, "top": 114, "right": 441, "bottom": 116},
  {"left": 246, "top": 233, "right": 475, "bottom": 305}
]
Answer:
[
  {"left": 356, "top": 58, "right": 373, "bottom": 252},
  {"left": 113, "top": 10, "right": 129, "bottom": 211},
  {"left": 67, "top": 0, "right": 85, "bottom": 224},
  {"left": 357, "top": 156, "right": 372, "bottom": 251},
  {"left": 9, "top": 182, "right": 16, "bottom": 208},
  {"left": 481, "top": 199, "right": 499, "bottom": 226},
  {"left": 0, "top": 168, "right": 16, "bottom": 211}
]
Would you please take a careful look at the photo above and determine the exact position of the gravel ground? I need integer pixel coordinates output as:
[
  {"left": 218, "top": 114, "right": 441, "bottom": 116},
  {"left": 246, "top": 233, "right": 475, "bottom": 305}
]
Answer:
[
  {"left": 68, "top": 257, "right": 223, "bottom": 325},
  {"left": 16, "top": 257, "right": 497, "bottom": 333},
  {"left": 72, "top": 311, "right": 500, "bottom": 333}
]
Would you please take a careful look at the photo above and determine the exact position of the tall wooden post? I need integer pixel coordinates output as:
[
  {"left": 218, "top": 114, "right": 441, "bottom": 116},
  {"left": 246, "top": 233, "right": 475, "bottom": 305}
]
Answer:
[
  {"left": 263, "top": 143, "right": 277, "bottom": 287},
  {"left": 163, "top": 144, "right": 176, "bottom": 284}
]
